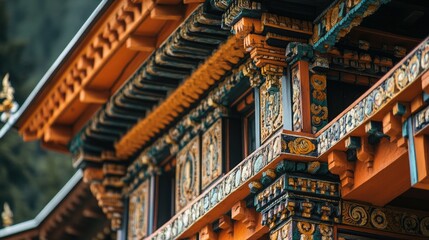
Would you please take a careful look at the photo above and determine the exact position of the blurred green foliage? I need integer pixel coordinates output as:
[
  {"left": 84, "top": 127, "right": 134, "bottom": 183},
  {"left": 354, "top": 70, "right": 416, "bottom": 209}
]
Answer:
[{"left": 0, "top": 0, "right": 99, "bottom": 225}]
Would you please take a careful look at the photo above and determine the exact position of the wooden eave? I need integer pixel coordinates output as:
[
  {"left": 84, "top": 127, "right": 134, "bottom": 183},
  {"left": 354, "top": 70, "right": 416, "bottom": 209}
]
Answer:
[
  {"left": 15, "top": 0, "right": 202, "bottom": 151},
  {"left": 0, "top": 171, "right": 110, "bottom": 240},
  {"left": 68, "top": 2, "right": 235, "bottom": 161}
]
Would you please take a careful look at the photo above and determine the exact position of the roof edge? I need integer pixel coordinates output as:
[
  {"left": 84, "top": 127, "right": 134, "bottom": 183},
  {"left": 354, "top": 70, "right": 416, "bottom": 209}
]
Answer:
[
  {"left": 0, "top": 0, "right": 114, "bottom": 139},
  {"left": 0, "top": 170, "right": 82, "bottom": 238}
]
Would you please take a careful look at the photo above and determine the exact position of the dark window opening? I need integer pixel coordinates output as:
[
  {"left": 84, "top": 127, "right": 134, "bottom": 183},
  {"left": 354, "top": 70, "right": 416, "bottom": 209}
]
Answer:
[
  {"left": 229, "top": 89, "right": 256, "bottom": 170},
  {"left": 244, "top": 110, "right": 256, "bottom": 157},
  {"left": 155, "top": 166, "right": 174, "bottom": 229},
  {"left": 327, "top": 80, "right": 370, "bottom": 122}
]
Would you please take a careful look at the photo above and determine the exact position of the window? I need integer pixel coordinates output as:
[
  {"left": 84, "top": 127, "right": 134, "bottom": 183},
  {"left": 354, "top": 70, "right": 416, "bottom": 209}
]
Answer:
[
  {"left": 229, "top": 89, "right": 256, "bottom": 170},
  {"left": 154, "top": 161, "right": 175, "bottom": 229}
]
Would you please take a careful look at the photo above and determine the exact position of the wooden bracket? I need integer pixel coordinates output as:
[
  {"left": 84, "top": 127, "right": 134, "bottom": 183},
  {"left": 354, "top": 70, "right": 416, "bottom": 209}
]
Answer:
[
  {"left": 219, "top": 215, "right": 233, "bottom": 235},
  {"left": 79, "top": 89, "right": 110, "bottom": 104},
  {"left": 43, "top": 124, "right": 72, "bottom": 145},
  {"left": 345, "top": 136, "right": 361, "bottom": 161},
  {"left": 328, "top": 151, "right": 355, "bottom": 188},
  {"left": 126, "top": 35, "right": 156, "bottom": 52},
  {"left": 421, "top": 71, "right": 429, "bottom": 94},
  {"left": 383, "top": 111, "right": 402, "bottom": 142},
  {"left": 365, "top": 121, "right": 388, "bottom": 145},
  {"left": 199, "top": 225, "right": 217, "bottom": 240},
  {"left": 83, "top": 167, "right": 104, "bottom": 183},
  {"left": 231, "top": 200, "right": 257, "bottom": 230},
  {"left": 150, "top": 5, "right": 183, "bottom": 20},
  {"left": 357, "top": 137, "right": 375, "bottom": 168}
]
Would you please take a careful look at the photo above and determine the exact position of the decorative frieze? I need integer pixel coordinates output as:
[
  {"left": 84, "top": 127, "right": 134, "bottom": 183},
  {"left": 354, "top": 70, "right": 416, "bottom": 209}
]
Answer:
[
  {"left": 327, "top": 47, "right": 394, "bottom": 75},
  {"left": 149, "top": 133, "right": 282, "bottom": 240},
  {"left": 222, "top": 0, "right": 263, "bottom": 28},
  {"left": 260, "top": 76, "right": 283, "bottom": 143},
  {"left": 251, "top": 160, "right": 339, "bottom": 230},
  {"left": 202, "top": 120, "right": 223, "bottom": 189},
  {"left": 312, "top": 0, "right": 391, "bottom": 52},
  {"left": 128, "top": 180, "right": 149, "bottom": 240},
  {"left": 318, "top": 38, "right": 429, "bottom": 156},
  {"left": 342, "top": 201, "right": 429, "bottom": 237},
  {"left": 270, "top": 220, "right": 334, "bottom": 240},
  {"left": 261, "top": 13, "right": 312, "bottom": 40},
  {"left": 176, "top": 137, "right": 200, "bottom": 212}
]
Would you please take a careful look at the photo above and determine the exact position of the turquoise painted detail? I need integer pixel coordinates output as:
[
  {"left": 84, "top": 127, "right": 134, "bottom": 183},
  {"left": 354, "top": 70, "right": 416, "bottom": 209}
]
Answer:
[
  {"left": 313, "top": 0, "right": 391, "bottom": 52},
  {"left": 404, "top": 119, "right": 418, "bottom": 185}
]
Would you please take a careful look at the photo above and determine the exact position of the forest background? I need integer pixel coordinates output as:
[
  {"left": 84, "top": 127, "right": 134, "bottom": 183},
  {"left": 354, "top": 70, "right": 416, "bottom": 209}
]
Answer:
[{"left": 0, "top": 0, "right": 100, "bottom": 226}]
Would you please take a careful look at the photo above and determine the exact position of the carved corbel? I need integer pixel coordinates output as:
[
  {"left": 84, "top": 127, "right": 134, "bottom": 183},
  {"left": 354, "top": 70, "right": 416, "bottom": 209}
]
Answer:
[
  {"left": 345, "top": 136, "right": 374, "bottom": 168},
  {"left": 260, "top": 169, "right": 277, "bottom": 186},
  {"left": 219, "top": 215, "right": 233, "bottom": 235},
  {"left": 285, "top": 42, "right": 314, "bottom": 65},
  {"left": 328, "top": 150, "right": 355, "bottom": 188},
  {"left": 356, "top": 137, "right": 374, "bottom": 168},
  {"left": 232, "top": 17, "right": 263, "bottom": 39},
  {"left": 199, "top": 225, "right": 218, "bottom": 240},
  {"left": 231, "top": 200, "right": 257, "bottom": 230},
  {"left": 242, "top": 60, "right": 262, "bottom": 88}
]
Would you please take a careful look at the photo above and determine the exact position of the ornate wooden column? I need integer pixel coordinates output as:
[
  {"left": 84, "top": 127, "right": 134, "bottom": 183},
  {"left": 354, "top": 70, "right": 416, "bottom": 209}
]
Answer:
[
  {"left": 285, "top": 43, "right": 329, "bottom": 134},
  {"left": 229, "top": 9, "right": 314, "bottom": 144},
  {"left": 249, "top": 160, "right": 340, "bottom": 240}
]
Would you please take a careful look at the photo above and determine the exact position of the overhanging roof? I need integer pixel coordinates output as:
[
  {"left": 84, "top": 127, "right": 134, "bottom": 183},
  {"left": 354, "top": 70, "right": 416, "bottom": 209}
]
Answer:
[{"left": 0, "top": 0, "right": 113, "bottom": 138}]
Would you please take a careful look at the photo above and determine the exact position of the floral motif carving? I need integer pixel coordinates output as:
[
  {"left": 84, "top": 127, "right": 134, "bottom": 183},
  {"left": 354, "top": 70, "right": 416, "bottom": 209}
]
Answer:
[
  {"left": 202, "top": 120, "right": 223, "bottom": 189},
  {"left": 270, "top": 221, "right": 292, "bottom": 240},
  {"left": 260, "top": 77, "right": 283, "bottom": 143},
  {"left": 176, "top": 137, "right": 200, "bottom": 212},
  {"left": 270, "top": 221, "right": 333, "bottom": 240},
  {"left": 287, "top": 138, "right": 316, "bottom": 155},
  {"left": 342, "top": 201, "right": 429, "bottom": 237},
  {"left": 297, "top": 221, "right": 316, "bottom": 239},
  {"left": 310, "top": 75, "right": 328, "bottom": 133},
  {"left": 282, "top": 135, "right": 318, "bottom": 157},
  {"left": 128, "top": 180, "right": 149, "bottom": 240}
]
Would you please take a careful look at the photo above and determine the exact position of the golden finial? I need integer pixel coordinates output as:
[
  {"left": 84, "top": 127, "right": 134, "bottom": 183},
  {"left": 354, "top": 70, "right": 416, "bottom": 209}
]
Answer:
[
  {"left": 0, "top": 73, "right": 19, "bottom": 122},
  {"left": 2, "top": 202, "right": 13, "bottom": 227}
]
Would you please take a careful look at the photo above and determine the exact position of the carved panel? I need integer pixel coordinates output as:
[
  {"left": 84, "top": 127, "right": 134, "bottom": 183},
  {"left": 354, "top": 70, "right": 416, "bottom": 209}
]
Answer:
[
  {"left": 342, "top": 201, "right": 429, "bottom": 237},
  {"left": 260, "top": 76, "right": 283, "bottom": 143},
  {"left": 312, "top": 0, "right": 390, "bottom": 52},
  {"left": 150, "top": 134, "right": 282, "bottom": 240},
  {"left": 291, "top": 66, "right": 303, "bottom": 131},
  {"left": 176, "top": 136, "right": 200, "bottom": 212},
  {"left": 202, "top": 119, "right": 223, "bottom": 189},
  {"left": 128, "top": 180, "right": 149, "bottom": 240},
  {"left": 310, "top": 74, "right": 328, "bottom": 133},
  {"left": 318, "top": 38, "right": 429, "bottom": 155},
  {"left": 270, "top": 220, "right": 334, "bottom": 240}
]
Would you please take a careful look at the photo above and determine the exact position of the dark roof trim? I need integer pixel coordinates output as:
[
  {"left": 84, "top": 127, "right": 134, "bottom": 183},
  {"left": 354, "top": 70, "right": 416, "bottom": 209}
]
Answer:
[{"left": 0, "top": 0, "right": 114, "bottom": 138}]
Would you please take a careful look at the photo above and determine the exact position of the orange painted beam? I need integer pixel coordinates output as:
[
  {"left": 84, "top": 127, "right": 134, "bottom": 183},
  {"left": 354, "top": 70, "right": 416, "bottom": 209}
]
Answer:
[
  {"left": 126, "top": 35, "right": 156, "bottom": 52},
  {"left": 79, "top": 89, "right": 110, "bottom": 104},
  {"left": 43, "top": 125, "right": 72, "bottom": 145},
  {"left": 342, "top": 139, "right": 410, "bottom": 206},
  {"left": 150, "top": 6, "right": 183, "bottom": 20}
]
